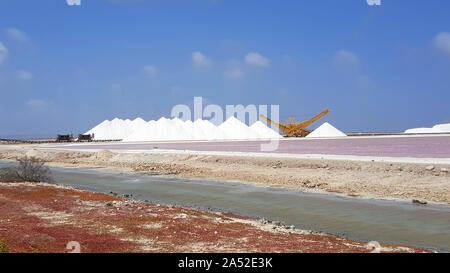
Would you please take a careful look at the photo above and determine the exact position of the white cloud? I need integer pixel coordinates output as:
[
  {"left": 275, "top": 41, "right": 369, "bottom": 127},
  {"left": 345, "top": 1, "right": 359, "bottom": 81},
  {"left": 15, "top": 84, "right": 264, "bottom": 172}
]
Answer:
[
  {"left": 224, "top": 67, "right": 244, "bottom": 80},
  {"left": 333, "top": 50, "right": 360, "bottom": 68},
  {"left": 66, "top": 0, "right": 81, "bottom": 6},
  {"left": 245, "top": 52, "right": 269, "bottom": 67},
  {"left": 333, "top": 50, "right": 374, "bottom": 89},
  {"left": 4, "top": 28, "right": 28, "bottom": 43},
  {"left": 16, "top": 70, "right": 33, "bottom": 80},
  {"left": 0, "top": 42, "right": 8, "bottom": 65},
  {"left": 192, "top": 51, "right": 211, "bottom": 68},
  {"left": 433, "top": 32, "right": 450, "bottom": 56},
  {"left": 142, "top": 65, "right": 157, "bottom": 77},
  {"left": 26, "top": 99, "right": 46, "bottom": 108}
]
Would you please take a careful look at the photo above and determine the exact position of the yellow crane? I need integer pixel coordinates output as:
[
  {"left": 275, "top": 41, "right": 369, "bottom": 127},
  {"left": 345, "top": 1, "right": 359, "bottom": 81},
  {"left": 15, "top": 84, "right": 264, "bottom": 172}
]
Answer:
[{"left": 260, "top": 109, "right": 330, "bottom": 137}]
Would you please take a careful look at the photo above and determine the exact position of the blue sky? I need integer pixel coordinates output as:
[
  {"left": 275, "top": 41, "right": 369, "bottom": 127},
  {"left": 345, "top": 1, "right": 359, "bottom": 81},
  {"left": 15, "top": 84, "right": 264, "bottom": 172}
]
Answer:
[{"left": 0, "top": 0, "right": 449, "bottom": 137}]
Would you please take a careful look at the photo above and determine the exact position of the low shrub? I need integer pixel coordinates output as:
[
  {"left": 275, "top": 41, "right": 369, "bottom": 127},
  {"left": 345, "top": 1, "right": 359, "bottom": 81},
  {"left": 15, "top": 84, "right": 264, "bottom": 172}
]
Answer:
[
  {"left": 0, "top": 241, "right": 9, "bottom": 253},
  {"left": 0, "top": 156, "right": 53, "bottom": 183}
]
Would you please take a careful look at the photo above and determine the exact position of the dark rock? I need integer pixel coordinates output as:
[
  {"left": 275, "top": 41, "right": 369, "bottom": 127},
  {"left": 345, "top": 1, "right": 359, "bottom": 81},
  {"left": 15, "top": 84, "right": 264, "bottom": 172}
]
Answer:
[
  {"left": 273, "top": 221, "right": 283, "bottom": 226},
  {"left": 412, "top": 199, "right": 427, "bottom": 205}
]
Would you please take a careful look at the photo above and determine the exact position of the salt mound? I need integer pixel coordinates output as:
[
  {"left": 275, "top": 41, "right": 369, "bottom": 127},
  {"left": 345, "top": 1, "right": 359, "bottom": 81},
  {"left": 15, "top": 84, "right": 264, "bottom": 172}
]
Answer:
[
  {"left": 433, "top": 123, "right": 450, "bottom": 132},
  {"left": 126, "top": 118, "right": 191, "bottom": 141},
  {"left": 110, "top": 118, "right": 133, "bottom": 139},
  {"left": 193, "top": 119, "right": 227, "bottom": 140},
  {"left": 218, "top": 116, "right": 261, "bottom": 139},
  {"left": 306, "top": 122, "right": 347, "bottom": 138},
  {"left": 88, "top": 116, "right": 283, "bottom": 141},
  {"left": 250, "top": 121, "right": 283, "bottom": 139},
  {"left": 85, "top": 119, "right": 109, "bottom": 140},
  {"left": 405, "top": 123, "right": 450, "bottom": 134},
  {"left": 131, "top": 117, "right": 147, "bottom": 131},
  {"left": 155, "top": 117, "right": 192, "bottom": 141},
  {"left": 85, "top": 118, "right": 133, "bottom": 140},
  {"left": 124, "top": 122, "right": 156, "bottom": 142}
]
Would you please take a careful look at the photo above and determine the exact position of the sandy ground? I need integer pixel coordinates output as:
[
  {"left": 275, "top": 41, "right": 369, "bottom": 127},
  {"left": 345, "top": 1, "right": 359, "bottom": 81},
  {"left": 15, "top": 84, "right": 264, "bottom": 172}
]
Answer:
[
  {"left": 0, "top": 145, "right": 449, "bottom": 204},
  {"left": 0, "top": 182, "right": 427, "bottom": 253}
]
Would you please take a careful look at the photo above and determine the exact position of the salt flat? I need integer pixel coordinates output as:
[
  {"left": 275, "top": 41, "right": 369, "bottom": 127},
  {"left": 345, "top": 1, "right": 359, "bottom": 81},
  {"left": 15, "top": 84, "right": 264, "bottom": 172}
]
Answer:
[{"left": 44, "top": 135, "right": 450, "bottom": 164}]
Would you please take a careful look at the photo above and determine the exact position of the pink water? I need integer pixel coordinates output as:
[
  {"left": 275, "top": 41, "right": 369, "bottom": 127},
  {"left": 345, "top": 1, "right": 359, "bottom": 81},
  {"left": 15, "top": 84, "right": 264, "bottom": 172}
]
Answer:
[{"left": 63, "top": 136, "right": 450, "bottom": 158}]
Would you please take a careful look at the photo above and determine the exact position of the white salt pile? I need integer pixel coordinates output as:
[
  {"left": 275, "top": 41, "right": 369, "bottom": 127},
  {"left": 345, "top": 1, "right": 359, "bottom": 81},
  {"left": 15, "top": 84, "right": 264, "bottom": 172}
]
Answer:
[
  {"left": 218, "top": 116, "right": 261, "bottom": 140},
  {"left": 85, "top": 118, "right": 133, "bottom": 140},
  {"left": 86, "top": 116, "right": 282, "bottom": 141},
  {"left": 404, "top": 123, "right": 450, "bottom": 134},
  {"left": 305, "top": 122, "right": 347, "bottom": 138},
  {"left": 250, "top": 121, "right": 285, "bottom": 139},
  {"left": 131, "top": 117, "right": 147, "bottom": 132}
]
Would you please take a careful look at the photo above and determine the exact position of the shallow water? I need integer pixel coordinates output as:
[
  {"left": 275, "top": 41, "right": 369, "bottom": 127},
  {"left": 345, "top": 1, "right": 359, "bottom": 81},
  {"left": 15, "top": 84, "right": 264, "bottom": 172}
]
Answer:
[{"left": 1, "top": 161, "right": 449, "bottom": 252}]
